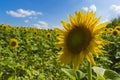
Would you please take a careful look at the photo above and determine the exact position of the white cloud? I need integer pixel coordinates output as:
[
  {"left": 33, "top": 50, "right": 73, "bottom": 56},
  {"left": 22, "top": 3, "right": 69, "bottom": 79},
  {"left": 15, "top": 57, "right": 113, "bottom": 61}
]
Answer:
[
  {"left": 29, "top": 16, "right": 38, "bottom": 19},
  {"left": 101, "top": 18, "right": 110, "bottom": 23},
  {"left": 90, "top": 5, "right": 96, "bottom": 12},
  {"left": 82, "top": 7, "right": 89, "bottom": 12},
  {"left": 110, "top": 5, "right": 120, "bottom": 14},
  {"left": 6, "top": 9, "right": 42, "bottom": 17},
  {"left": 24, "top": 20, "right": 29, "bottom": 23},
  {"left": 82, "top": 4, "right": 97, "bottom": 12},
  {"left": 33, "top": 21, "right": 48, "bottom": 29}
]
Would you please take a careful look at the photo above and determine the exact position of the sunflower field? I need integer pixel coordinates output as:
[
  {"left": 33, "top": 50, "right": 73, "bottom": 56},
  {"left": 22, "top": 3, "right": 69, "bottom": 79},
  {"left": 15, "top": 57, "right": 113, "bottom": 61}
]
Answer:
[
  {"left": 0, "top": 24, "right": 69, "bottom": 80},
  {"left": 0, "top": 15, "right": 120, "bottom": 80}
]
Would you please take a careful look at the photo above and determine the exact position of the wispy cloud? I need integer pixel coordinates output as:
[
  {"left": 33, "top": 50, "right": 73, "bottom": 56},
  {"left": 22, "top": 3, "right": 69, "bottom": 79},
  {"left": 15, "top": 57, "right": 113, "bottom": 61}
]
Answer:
[
  {"left": 24, "top": 20, "right": 29, "bottom": 23},
  {"left": 82, "top": 4, "right": 96, "bottom": 12},
  {"left": 33, "top": 21, "right": 48, "bottom": 29},
  {"left": 29, "top": 16, "right": 38, "bottom": 20},
  {"left": 6, "top": 9, "right": 42, "bottom": 17},
  {"left": 110, "top": 5, "right": 120, "bottom": 14}
]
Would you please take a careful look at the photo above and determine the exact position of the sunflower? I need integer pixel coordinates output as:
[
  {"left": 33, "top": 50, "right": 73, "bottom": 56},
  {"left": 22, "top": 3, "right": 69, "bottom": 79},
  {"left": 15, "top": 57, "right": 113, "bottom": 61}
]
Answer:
[
  {"left": 102, "top": 27, "right": 108, "bottom": 34},
  {"left": 56, "top": 33, "right": 60, "bottom": 37},
  {"left": 2, "top": 25, "right": 7, "bottom": 29},
  {"left": 108, "top": 28, "right": 113, "bottom": 33},
  {"left": 46, "top": 32, "right": 51, "bottom": 38},
  {"left": 54, "top": 28, "right": 60, "bottom": 37},
  {"left": 24, "top": 28, "right": 28, "bottom": 32},
  {"left": 9, "top": 38, "right": 18, "bottom": 48},
  {"left": 115, "top": 26, "right": 120, "bottom": 31},
  {"left": 112, "top": 29, "right": 119, "bottom": 36},
  {"left": 104, "top": 28, "right": 108, "bottom": 32},
  {"left": 35, "top": 35, "right": 40, "bottom": 39},
  {"left": 55, "top": 11, "right": 108, "bottom": 69}
]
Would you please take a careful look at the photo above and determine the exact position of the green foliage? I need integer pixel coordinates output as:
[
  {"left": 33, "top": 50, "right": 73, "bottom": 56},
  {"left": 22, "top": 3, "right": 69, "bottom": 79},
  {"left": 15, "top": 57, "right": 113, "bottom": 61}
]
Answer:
[
  {"left": 104, "top": 69, "right": 120, "bottom": 80},
  {"left": 106, "top": 16, "right": 120, "bottom": 28},
  {"left": 61, "top": 68, "right": 76, "bottom": 80},
  {"left": 93, "top": 67, "right": 105, "bottom": 80},
  {"left": 99, "top": 27, "right": 120, "bottom": 74},
  {"left": 0, "top": 24, "right": 120, "bottom": 80},
  {"left": 0, "top": 24, "right": 68, "bottom": 80},
  {"left": 93, "top": 67, "right": 120, "bottom": 80},
  {"left": 61, "top": 68, "right": 85, "bottom": 80}
]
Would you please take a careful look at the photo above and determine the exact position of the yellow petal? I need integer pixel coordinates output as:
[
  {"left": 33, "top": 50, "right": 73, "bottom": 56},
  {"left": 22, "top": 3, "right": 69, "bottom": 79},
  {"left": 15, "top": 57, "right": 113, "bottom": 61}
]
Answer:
[
  {"left": 54, "top": 41, "right": 64, "bottom": 47},
  {"left": 57, "top": 52, "right": 71, "bottom": 65},
  {"left": 86, "top": 53, "right": 96, "bottom": 65},
  {"left": 93, "top": 22, "right": 108, "bottom": 34},
  {"left": 55, "top": 28, "right": 64, "bottom": 35},
  {"left": 61, "top": 20, "right": 71, "bottom": 30},
  {"left": 68, "top": 15, "right": 75, "bottom": 26}
]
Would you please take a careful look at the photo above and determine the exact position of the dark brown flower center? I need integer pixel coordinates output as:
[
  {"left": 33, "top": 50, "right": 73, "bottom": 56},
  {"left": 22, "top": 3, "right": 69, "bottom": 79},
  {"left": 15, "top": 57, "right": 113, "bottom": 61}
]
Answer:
[
  {"left": 116, "top": 28, "right": 120, "bottom": 31},
  {"left": 66, "top": 26, "right": 92, "bottom": 54},
  {"left": 47, "top": 34, "right": 50, "bottom": 38},
  {"left": 104, "top": 29, "right": 107, "bottom": 31},
  {"left": 11, "top": 41, "right": 17, "bottom": 47},
  {"left": 57, "top": 34, "right": 60, "bottom": 36},
  {"left": 113, "top": 30, "right": 118, "bottom": 36}
]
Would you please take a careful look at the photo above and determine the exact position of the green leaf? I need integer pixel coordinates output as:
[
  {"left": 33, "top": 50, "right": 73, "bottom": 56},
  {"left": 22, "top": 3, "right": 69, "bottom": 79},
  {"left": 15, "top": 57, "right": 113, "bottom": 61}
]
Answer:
[
  {"left": 61, "top": 68, "right": 76, "bottom": 80},
  {"left": 112, "top": 62, "right": 120, "bottom": 69},
  {"left": 39, "top": 73, "right": 45, "bottom": 80},
  {"left": 93, "top": 67, "right": 106, "bottom": 80},
  {"left": 31, "top": 46, "right": 38, "bottom": 50},
  {"left": 76, "top": 70, "right": 85, "bottom": 80},
  {"left": 116, "top": 51, "right": 120, "bottom": 59},
  {"left": 104, "top": 69, "right": 120, "bottom": 80},
  {"left": 8, "top": 76, "right": 14, "bottom": 80}
]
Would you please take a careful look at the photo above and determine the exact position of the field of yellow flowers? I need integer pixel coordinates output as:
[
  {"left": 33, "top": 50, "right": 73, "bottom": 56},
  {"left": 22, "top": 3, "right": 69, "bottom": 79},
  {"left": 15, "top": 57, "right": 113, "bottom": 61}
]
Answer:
[
  {"left": 0, "top": 23, "right": 120, "bottom": 80},
  {"left": 0, "top": 24, "right": 70, "bottom": 80}
]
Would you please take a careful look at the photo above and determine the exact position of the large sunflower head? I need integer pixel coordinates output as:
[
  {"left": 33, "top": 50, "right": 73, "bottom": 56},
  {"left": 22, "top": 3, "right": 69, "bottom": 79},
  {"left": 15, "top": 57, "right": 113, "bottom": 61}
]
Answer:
[
  {"left": 55, "top": 11, "right": 108, "bottom": 69},
  {"left": 9, "top": 38, "right": 18, "bottom": 48}
]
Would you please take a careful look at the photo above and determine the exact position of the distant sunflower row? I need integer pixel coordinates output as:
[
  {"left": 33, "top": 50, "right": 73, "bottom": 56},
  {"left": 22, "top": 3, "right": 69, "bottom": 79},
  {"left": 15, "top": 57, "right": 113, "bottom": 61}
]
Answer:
[
  {"left": 103, "top": 26, "right": 120, "bottom": 36},
  {"left": 9, "top": 32, "right": 53, "bottom": 48},
  {"left": 8, "top": 31, "right": 57, "bottom": 49}
]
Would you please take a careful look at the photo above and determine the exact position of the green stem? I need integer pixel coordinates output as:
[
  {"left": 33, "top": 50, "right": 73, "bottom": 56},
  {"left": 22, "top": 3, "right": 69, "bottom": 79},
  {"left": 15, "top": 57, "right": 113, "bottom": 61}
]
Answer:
[
  {"left": 87, "top": 61, "right": 92, "bottom": 80},
  {"left": 15, "top": 68, "right": 16, "bottom": 80},
  {"left": 0, "top": 53, "right": 1, "bottom": 79},
  {"left": 14, "top": 51, "right": 17, "bottom": 80}
]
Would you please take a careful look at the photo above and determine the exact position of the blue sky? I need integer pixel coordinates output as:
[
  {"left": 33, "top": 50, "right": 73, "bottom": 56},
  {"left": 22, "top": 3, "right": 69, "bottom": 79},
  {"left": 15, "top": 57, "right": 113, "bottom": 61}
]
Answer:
[{"left": 0, "top": 0, "right": 120, "bottom": 28}]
